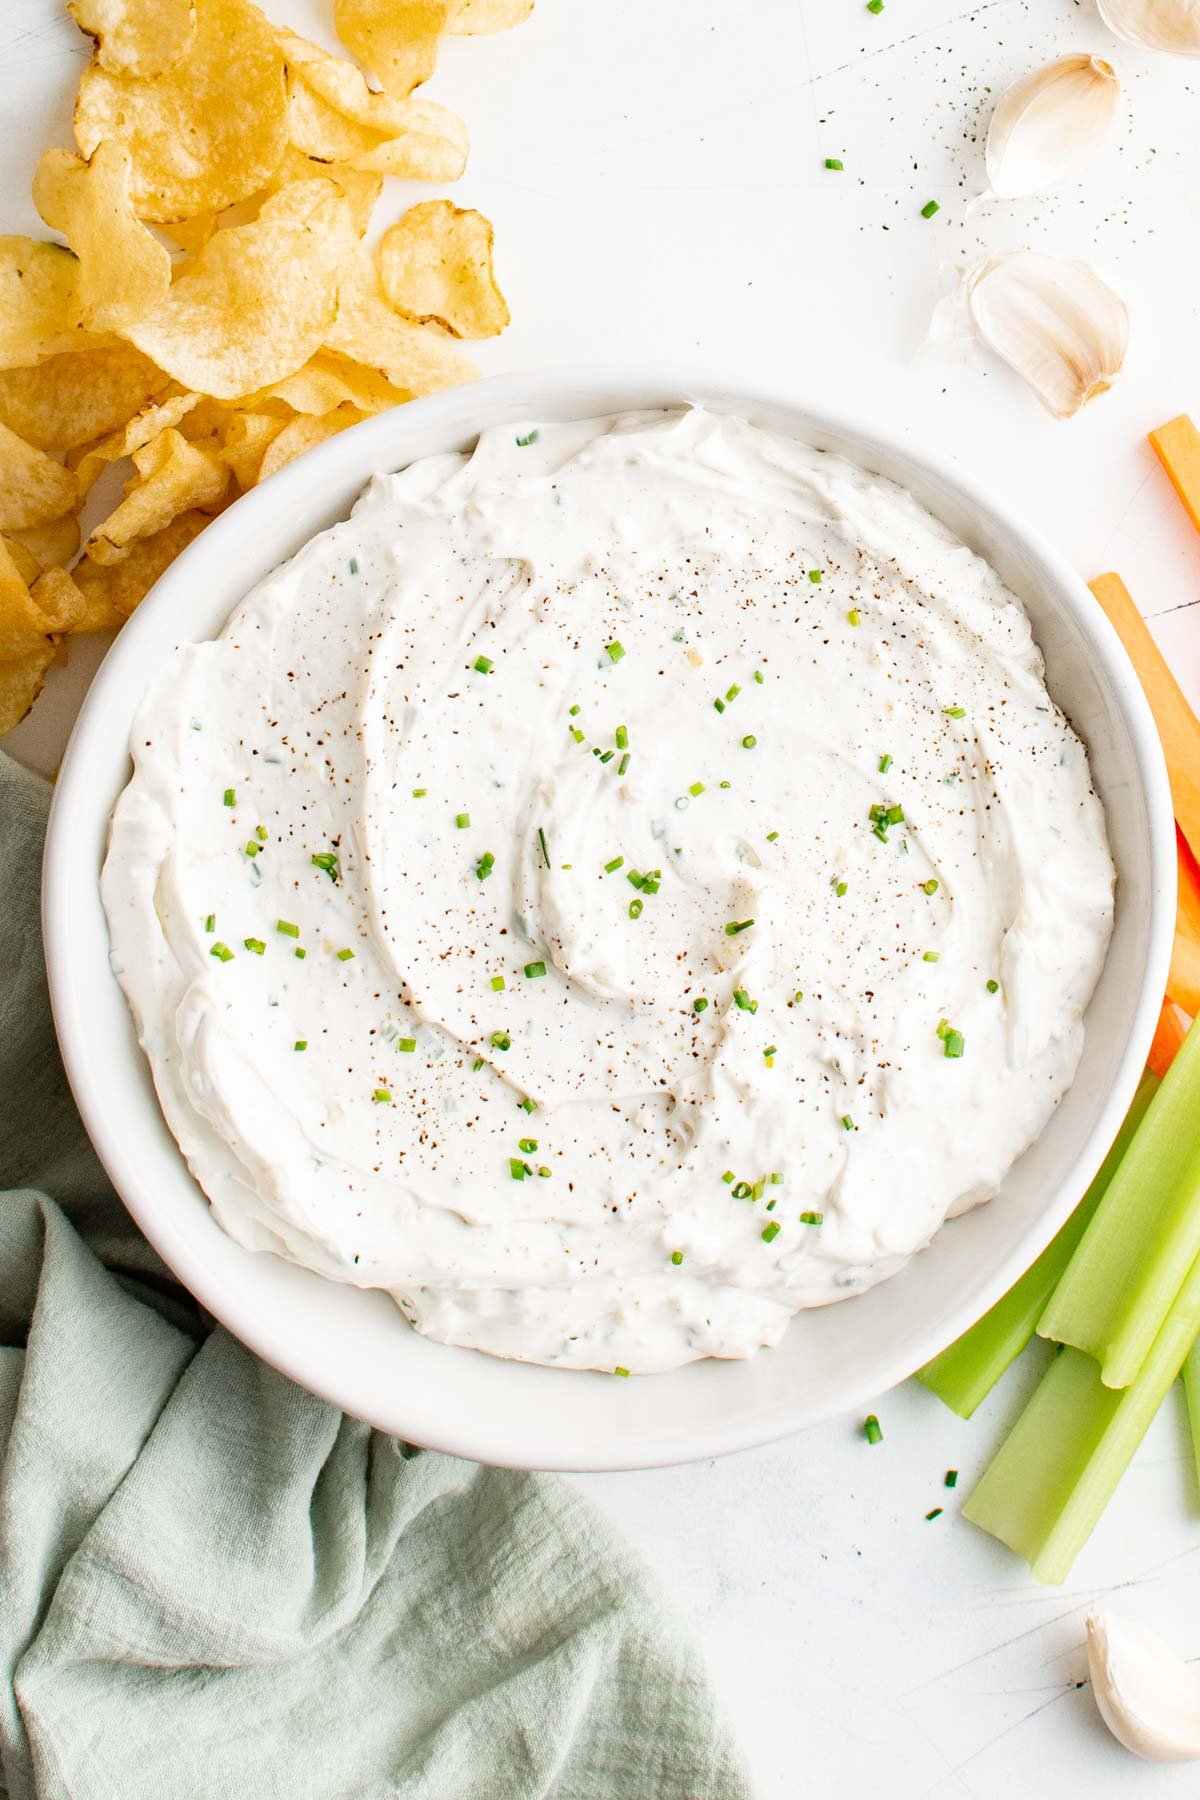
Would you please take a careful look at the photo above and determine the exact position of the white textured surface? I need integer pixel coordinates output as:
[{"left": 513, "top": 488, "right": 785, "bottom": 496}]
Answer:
[{"left": 4, "top": 1, "right": 1200, "bottom": 1794}]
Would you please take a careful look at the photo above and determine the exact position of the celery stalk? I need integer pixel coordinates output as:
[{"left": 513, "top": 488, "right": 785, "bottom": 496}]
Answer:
[
  {"left": 915, "top": 1072, "right": 1159, "bottom": 1418},
  {"left": 1038, "top": 1023, "right": 1200, "bottom": 1388},
  {"left": 1182, "top": 1337, "right": 1200, "bottom": 1501},
  {"left": 964, "top": 1245, "right": 1200, "bottom": 1584}
]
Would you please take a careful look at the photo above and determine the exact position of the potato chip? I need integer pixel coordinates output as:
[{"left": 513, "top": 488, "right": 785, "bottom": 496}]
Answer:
[
  {"left": 72, "top": 389, "right": 201, "bottom": 498},
  {"left": 331, "top": 0, "right": 448, "bottom": 99},
  {"left": 68, "top": 0, "right": 196, "bottom": 78},
  {"left": 0, "top": 539, "right": 51, "bottom": 660},
  {"left": 2, "top": 538, "right": 42, "bottom": 587},
  {"left": 85, "top": 428, "right": 228, "bottom": 564},
  {"left": 257, "top": 405, "right": 367, "bottom": 484},
  {"left": 73, "top": 508, "right": 211, "bottom": 621},
  {"left": 127, "top": 181, "right": 356, "bottom": 398},
  {"left": 447, "top": 0, "right": 533, "bottom": 29},
  {"left": 7, "top": 516, "right": 82, "bottom": 570},
  {"left": 0, "top": 649, "right": 54, "bottom": 735},
  {"left": 74, "top": 0, "right": 288, "bottom": 223},
  {"left": 325, "top": 242, "right": 477, "bottom": 395},
  {"left": 0, "top": 343, "right": 168, "bottom": 451},
  {"left": 377, "top": 201, "right": 508, "bottom": 340},
  {"left": 29, "top": 567, "right": 87, "bottom": 635},
  {"left": 218, "top": 410, "right": 288, "bottom": 488},
  {"left": 0, "top": 238, "right": 107, "bottom": 372},
  {"left": 280, "top": 31, "right": 468, "bottom": 178},
  {"left": 33, "top": 144, "right": 172, "bottom": 334},
  {"left": 350, "top": 102, "right": 469, "bottom": 180},
  {"left": 248, "top": 351, "right": 408, "bottom": 417},
  {"left": 262, "top": 148, "right": 381, "bottom": 237},
  {"left": 0, "top": 422, "right": 78, "bottom": 531}
]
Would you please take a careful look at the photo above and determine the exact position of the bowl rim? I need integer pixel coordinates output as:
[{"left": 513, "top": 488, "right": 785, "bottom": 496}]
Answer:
[{"left": 42, "top": 363, "right": 1177, "bottom": 1469}]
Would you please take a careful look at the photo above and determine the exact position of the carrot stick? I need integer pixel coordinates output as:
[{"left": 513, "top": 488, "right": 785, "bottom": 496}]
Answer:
[
  {"left": 1174, "top": 829, "right": 1200, "bottom": 1018},
  {"left": 1149, "top": 415, "right": 1200, "bottom": 540},
  {"left": 1088, "top": 572, "right": 1200, "bottom": 868},
  {"left": 1148, "top": 998, "right": 1189, "bottom": 1079}
]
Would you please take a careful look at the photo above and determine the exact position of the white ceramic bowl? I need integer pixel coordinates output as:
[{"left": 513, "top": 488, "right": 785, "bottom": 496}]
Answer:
[{"left": 44, "top": 367, "right": 1175, "bottom": 1471}]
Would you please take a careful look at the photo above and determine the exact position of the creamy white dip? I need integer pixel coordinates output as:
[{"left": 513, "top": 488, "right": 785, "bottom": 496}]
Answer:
[{"left": 102, "top": 408, "right": 1115, "bottom": 1373}]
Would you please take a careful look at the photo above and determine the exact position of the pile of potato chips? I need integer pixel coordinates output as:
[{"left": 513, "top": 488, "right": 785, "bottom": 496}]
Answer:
[{"left": 0, "top": 0, "right": 523, "bottom": 734}]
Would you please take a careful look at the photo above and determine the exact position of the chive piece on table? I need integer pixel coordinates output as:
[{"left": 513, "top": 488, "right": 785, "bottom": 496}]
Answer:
[{"left": 864, "top": 1415, "right": 882, "bottom": 1445}]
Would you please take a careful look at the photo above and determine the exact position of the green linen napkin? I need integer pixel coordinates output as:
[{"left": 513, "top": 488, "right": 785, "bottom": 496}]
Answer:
[{"left": 0, "top": 750, "right": 753, "bottom": 1800}]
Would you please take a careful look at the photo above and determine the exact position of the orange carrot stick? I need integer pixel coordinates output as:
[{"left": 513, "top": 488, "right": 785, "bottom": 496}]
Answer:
[
  {"left": 1149, "top": 415, "right": 1200, "bottom": 540},
  {"left": 1088, "top": 572, "right": 1200, "bottom": 868},
  {"left": 1148, "top": 998, "right": 1189, "bottom": 1079},
  {"left": 1172, "top": 828, "right": 1200, "bottom": 1018}
]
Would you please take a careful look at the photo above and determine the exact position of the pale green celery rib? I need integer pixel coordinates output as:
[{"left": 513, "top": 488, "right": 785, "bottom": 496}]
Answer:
[
  {"left": 1038, "top": 1023, "right": 1200, "bottom": 1389},
  {"left": 915, "top": 1072, "right": 1159, "bottom": 1419},
  {"left": 1183, "top": 1338, "right": 1200, "bottom": 1503},
  {"left": 964, "top": 1244, "right": 1200, "bottom": 1584}
]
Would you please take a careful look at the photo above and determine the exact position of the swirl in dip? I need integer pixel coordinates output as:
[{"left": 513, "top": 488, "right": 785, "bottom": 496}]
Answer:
[{"left": 102, "top": 409, "right": 1115, "bottom": 1373}]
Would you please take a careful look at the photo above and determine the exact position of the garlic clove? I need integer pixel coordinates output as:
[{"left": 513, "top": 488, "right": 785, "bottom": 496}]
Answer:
[
  {"left": 1086, "top": 1610, "right": 1200, "bottom": 1762},
  {"left": 986, "top": 55, "right": 1120, "bottom": 198},
  {"left": 965, "top": 249, "right": 1130, "bottom": 418},
  {"left": 1097, "top": 0, "right": 1200, "bottom": 57}
]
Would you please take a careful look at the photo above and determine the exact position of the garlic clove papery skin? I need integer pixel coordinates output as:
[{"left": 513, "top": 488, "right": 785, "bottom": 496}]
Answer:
[
  {"left": 1097, "top": 0, "right": 1200, "bottom": 56},
  {"left": 985, "top": 55, "right": 1120, "bottom": 198},
  {"left": 1086, "top": 1611, "right": 1200, "bottom": 1762},
  {"left": 965, "top": 250, "right": 1130, "bottom": 418}
]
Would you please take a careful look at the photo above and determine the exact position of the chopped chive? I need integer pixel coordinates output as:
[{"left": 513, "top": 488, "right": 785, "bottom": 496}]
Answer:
[
  {"left": 923, "top": 951, "right": 940, "bottom": 963},
  {"left": 615, "top": 724, "right": 629, "bottom": 749},
  {"left": 671, "top": 1250, "right": 684, "bottom": 1266},
  {"left": 761, "top": 1222, "right": 781, "bottom": 1244},
  {"left": 337, "top": 947, "right": 355, "bottom": 961},
  {"left": 598, "top": 750, "right": 615, "bottom": 764},
  {"left": 537, "top": 1166, "right": 551, "bottom": 1178},
  {"left": 412, "top": 788, "right": 426, "bottom": 798},
  {"left": 311, "top": 851, "right": 339, "bottom": 881},
  {"left": 538, "top": 827, "right": 550, "bottom": 868},
  {"left": 490, "top": 975, "right": 506, "bottom": 991},
  {"left": 842, "top": 1114, "right": 855, "bottom": 1131},
  {"left": 515, "top": 429, "right": 539, "bottom": 447},
  {"left": 472, "top": 1057, "right": 484, "bottom": 1072},
  {"left": 936, "top": 1018, "right": 951, "bottom": 1039},
  {"left": 808, "top": 568, "right": 823, "bottom": 583},
  {"left": 276, "top": 919, "right": 300, "bottom": 938},
  {"left": 373, "top": 1088, "right": 392, "bottom": 1104},
  {"left": 847, "top": 609, "right": 861, "bottom": 627},
  {"left": 614, "top": 1366, "right": 630, "bottom": 1378},
  {"left": 770, "top": 1173, "right": 784, "bottom": 1185},
  {"left": 864, "top": 1415, "right": 883, "bottom": 1445},
  {"left": 524, "top": 961, "right": 547, "bottom": 979},
  {"left": 689, "top": 781, "right": 705, "bottom": 796},
  {"left": 713, "top": 697, "right": 726, "bottom": 714},
  {"left": 764, "top": 1045, "right": 777, "bottom": 1059},
  {"left": 348, "top": 557, "right": 359, "bottom": 574},
  {"left": 766, "top": 830, "right": 779, "bottom": 842},
  {"left": 455, "top": 812, "right": 470, "bottom": 830},
  {"left": 800, "top": 1211, "right": 824, "bottom": 1225},
  {"left": 519, "top": 1096, "right": 537, "bottom": 1113},
  {"left": 473, "top": 654, "right": 494, "bottom": 674},
  {"left": 509, "top": 1157, "right": 528, "bottom": 1180},
  {"left": 945, "top": 1469, "right": 958, "bottom": 1488},
  {"left": 872, "top": 826, "right": 889, "bottom": 844},
  {"left": 725, "top": 919, "right": 754, "bottom": 936},
  {"left": 204, "top": 913, "right": 215, "bottom": 933},
  {"left": 943, "top": 705, "right": 965, "bottom": 718},
  {"left": 753, "top": 670, "right": 764, "bottom": 684},
  {"left": 294, "top": 1040, "right": 307, "bottom": 1052},
  {"left": 294, "top": 947, "right": 307, "bottom": 960},
  {"left": 397, "top": 1038, "right": 416, "bottom": 1053},
  {"left": 732, "top": 1181, "right": 754, "bottom": 1200},
  {"left": 824, "top": 159, "right": 843, "bottom": 172},
  {"left": 627, "top": 869, "right": 644, "bottom": 889},
  {"left": 604, "top": 855, "right": 624, "bottom": 873},
  {"left": 605, "top": 640, "right": 625, "bottom": 663},
  {"left": 986, "top": 978, "right": 1000, "bottom": 994},
  {"left": 923, "top": 878, "right": 939, "bottom": 895},
  {"left": 741, "top": 734, "right": 757, "bottom": 749},
  {"left": 244, "top": 842, "right": 259, "bottom": 858},
  {"left": 518, "top": 1137, "right": 538, "bottom": 1154},
  {"left": 618, "top": 753, "right": 631, "bottom": 774},
  {"left": 629, "top": 899, "right": 644, "bottom": 919},
  {"left": 726, "top": 683, "right": 740, "bottom": 703},
  {"left": 835, "top": 880, "right": 848, "bottom": 897},
  {"left": 476, "top": 850, "right": 496, "bottom": 881},
  {"left": 920, "top": 199, "right": 940, "bottom": 219},
  {"left": 879, "top": 753, "right": 893, "bottom": 773},
  {"left": 570, "top": 727, "right": 585, "bottom": 743},
  {"left": 722, "top": 1170, "right": 735, "bottom": 1184},
  {"left": 569, "top": 704, "right": 581, "bottom": 716},
  {"left": 693, "top": 997, "right": 709, "bottom": 1013},
  {"left": 719, "top": 779, "right": 731, "bottom": 789},
  {"left": 210, "top": 942, "right": 234, "bottom": 962},
  {"left": 256, "top": 825, "right": 268, "bottom": 842},
  {"left": 794, "top": 991, "right": 803, "bottom": 1003},
  {"left": 925, "top": 1507, "right": 944, "bottom": 1521},
  {"left": 943, "top": 1029, "right": 965, "bottom": 1059},
  {"left": 867, "top": 0, "right": 884, "bottom": 11},
  {"left": 244, "top": 937, "right": 265, "bottom": 955},
  {"left": 223, "top": 788, "right": 235, "bottom": 807},
  {"left": 491, "top": 1031, "right": 511, "bottom": 1051}
]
